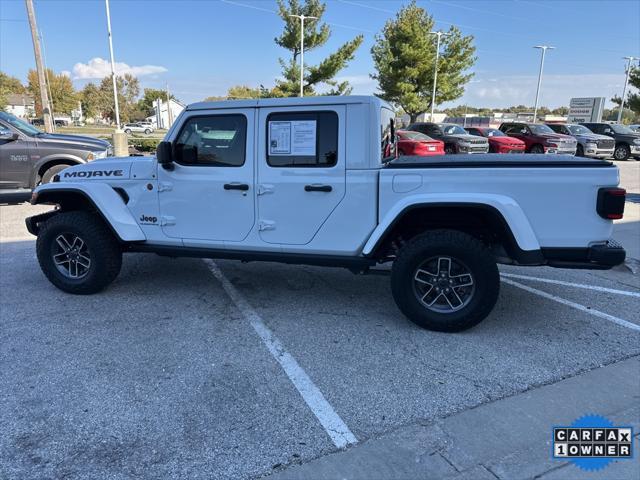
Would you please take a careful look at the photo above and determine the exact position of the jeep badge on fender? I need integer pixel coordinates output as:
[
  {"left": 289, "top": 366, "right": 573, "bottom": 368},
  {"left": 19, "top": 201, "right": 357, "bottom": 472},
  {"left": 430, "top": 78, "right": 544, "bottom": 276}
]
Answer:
[{"left": 25, "top": 96, "right": 626, "bottom": 333}]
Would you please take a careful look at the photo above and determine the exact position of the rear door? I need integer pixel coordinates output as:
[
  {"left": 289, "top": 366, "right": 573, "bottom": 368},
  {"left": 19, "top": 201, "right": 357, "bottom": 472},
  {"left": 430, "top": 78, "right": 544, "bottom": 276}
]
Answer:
[{"left": 257, "top": 105, "right": 346, "bottom": 245}]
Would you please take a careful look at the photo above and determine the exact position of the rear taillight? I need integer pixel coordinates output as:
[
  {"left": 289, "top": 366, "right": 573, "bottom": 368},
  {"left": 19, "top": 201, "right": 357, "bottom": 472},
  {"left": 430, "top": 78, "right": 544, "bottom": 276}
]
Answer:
[{"left": 597, "top": 187, "right": 626, "bottom": 220}]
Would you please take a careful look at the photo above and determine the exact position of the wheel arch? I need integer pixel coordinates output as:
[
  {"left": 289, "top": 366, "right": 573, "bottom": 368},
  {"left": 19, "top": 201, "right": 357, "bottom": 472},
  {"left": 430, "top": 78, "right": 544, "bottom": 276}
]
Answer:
[
  {"left": 31, "top": 183, "right": 146, "bottom": 242},
  {"left": 30, "top": 155, "right": 85, "bottom": 188},
  {"left": 363, "top": 199, "right": 542, "bottom": 264}
]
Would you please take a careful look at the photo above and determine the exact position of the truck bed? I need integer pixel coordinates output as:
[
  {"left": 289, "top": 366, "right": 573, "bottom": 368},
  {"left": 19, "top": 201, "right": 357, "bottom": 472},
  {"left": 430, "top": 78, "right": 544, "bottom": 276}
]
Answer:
[{"left": 385, "top": 153, "right": 613, "bottom": 168}]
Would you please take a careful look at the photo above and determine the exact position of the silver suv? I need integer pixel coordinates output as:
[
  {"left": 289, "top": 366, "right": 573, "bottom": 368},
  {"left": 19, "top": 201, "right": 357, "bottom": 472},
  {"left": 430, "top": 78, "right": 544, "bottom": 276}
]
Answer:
[{"left": 123, "top": 123, "right": 154, "bottom": 135}]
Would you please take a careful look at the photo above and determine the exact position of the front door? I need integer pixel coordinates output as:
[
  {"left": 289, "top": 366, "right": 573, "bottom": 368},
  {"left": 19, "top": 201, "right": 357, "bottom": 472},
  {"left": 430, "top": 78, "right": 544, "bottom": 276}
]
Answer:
[
  {"left": 0, "top": 123, "right": 31, "bottom": 189},
  {"left": 158, "top": 109, "right": 255, "bottom": 242},
  {"left": 257, "top": 105, "right": 346, "bottom": 245}
]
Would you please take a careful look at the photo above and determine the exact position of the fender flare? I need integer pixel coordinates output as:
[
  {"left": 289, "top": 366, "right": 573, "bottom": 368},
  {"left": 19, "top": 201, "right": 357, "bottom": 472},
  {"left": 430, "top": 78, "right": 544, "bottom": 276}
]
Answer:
[
  {"left": 32, "top": 182, "right": 146, "bottom": 242},
  {"left": 362, "top": 193, "right": 541, "bottom": 257},
  {"left": 29, "top": 154, "right": 85, "bottom": 188}
]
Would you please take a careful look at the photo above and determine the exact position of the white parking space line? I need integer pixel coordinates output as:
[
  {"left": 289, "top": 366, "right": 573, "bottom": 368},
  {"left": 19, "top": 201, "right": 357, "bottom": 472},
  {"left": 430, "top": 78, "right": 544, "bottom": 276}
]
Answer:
[
  {"left": 501, "top": 278, "right": 640, "bottom": 332},
  {"left": 203, "top": 259, "right": 358, "bottom": 449},
  {"left": 501, "top": 273, "right": 640, "bottom": 298}
]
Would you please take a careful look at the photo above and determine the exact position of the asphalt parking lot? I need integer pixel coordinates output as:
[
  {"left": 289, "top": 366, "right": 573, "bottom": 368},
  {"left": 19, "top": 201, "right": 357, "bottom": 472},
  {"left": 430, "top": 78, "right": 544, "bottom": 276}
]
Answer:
[{"left": 1, "top": 162, "right": 639, "bottom": 479}]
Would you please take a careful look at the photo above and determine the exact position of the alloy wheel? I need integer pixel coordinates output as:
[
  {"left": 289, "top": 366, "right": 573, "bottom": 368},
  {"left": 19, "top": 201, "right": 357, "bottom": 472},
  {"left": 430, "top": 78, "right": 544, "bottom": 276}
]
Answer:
[
  {"left": 413, "top": 256, "right": 475, "bottom": 313},
  {"left": 52, "top": 233, "right": 91, "bottom": 279}
]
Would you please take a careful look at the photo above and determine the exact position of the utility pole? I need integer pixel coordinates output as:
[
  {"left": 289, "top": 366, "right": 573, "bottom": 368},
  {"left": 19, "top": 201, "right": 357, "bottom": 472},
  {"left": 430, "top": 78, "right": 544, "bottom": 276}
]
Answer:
[
  {"left": 25, "top": 0, "right": 53, "bottom": 133},
  {"left": 39, "top": 28, "right": 56, "bottom": 131},
  {"left": 289, "top": 14, "right": 317, "bottom": 97},
  {"left": 429, "top": 31, "right": 450, "bottom": 121},
  {"left": 533, "top": 45, "right": 554, "bottom": 123},
  {"left": 617, "top": 56, "right": 638, "bottom": 123},
  {"left": 105, "top": 0, "right": 120, "bottom": 129}
]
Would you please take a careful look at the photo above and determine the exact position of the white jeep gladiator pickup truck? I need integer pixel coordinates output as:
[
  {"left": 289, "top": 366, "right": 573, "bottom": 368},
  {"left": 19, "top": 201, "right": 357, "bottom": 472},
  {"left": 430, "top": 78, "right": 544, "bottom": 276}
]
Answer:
[{"left": 26, "top": 96, "right": 626, "bottom": 332}]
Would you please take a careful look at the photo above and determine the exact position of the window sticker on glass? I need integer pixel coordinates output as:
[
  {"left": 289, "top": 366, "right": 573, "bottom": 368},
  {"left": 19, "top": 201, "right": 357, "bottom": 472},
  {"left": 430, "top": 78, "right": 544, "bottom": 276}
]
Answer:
[{"left": 269, "top": 120, "right": 317, "bottom": 156}]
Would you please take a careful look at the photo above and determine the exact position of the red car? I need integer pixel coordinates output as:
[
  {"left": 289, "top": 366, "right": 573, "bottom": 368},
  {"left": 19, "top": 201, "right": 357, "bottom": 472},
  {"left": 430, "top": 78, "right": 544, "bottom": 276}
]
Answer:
[
  {"left": 465, "top": 127, "right": 526, "bottom": 153},
  {"left": 394, "top": 130, "right": 445, "bottom": 156}
]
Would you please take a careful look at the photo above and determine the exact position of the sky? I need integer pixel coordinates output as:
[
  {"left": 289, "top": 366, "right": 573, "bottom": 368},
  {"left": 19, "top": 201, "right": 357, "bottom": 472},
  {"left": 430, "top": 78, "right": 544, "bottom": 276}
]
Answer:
[{"left": 1, "top": 0, "right": 639, "bottom": 109}]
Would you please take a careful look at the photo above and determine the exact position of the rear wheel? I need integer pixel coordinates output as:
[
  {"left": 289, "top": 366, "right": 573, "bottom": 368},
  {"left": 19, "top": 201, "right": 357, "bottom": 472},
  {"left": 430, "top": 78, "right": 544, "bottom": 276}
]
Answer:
[
  {"left": 36, "top": 211, "right": 122, "bottom": 294},
  {"left": 391, "top": 230, "right": 499, "bottom": 332},
  {"left": 144, "top": 129, "right": 151, "bottom": 134},
  {"left": 124, "top": 129, "right": 132, "bottom": 134},
  {"left": 614, "top": 144, "right": 630, "bottom": 161}
]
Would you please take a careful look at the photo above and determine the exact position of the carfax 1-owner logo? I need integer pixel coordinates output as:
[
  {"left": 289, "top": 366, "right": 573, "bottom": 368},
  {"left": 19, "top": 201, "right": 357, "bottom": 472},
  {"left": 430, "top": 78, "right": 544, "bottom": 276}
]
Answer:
[{"left": 553, "top": 415, "right": 634, "bottom": 471}]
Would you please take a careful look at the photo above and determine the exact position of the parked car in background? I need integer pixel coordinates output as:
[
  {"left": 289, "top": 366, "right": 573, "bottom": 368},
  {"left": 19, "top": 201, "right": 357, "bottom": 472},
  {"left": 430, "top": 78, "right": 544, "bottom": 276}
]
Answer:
[
  {"left": 123, "top": 123, "right": 154, "bottom": 135},
  {"left": 545, "top": 123, "right": 614, "bottom": 159},
  {"left": 498, "top": 122, "right": 577, "bottom": 155},
  {"left": 0, "top": 111, "right": 112, "bottom": 203},
  {"left": 465, "top": 127, "right": 525, "bottom": 154},
  {"left": 407, "top": 122, "right": 489, "bottom": 154},
  {"left": 628, "top": 124, "right": 640, "bottom": 133},
  {"left": 580, "top": 122, "right": 640, "bottom": 161},
  {"left": 391, "top": 130, "right": 444, "bottom": 156}
]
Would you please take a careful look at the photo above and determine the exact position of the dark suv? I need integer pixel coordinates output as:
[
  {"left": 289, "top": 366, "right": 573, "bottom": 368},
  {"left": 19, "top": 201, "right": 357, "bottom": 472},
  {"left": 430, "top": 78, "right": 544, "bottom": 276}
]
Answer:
[
  {"left": 407, "top": 122, "right": 489, "bottom": 154},
  {"left": 580, "top": 122, "right": 640, "bottom": 161},
  {"left": 0, "top": 111, "right": 112, "bottom": 202},
  {"left": 499, "top": 122, "right": 577, "bottom": 155}
]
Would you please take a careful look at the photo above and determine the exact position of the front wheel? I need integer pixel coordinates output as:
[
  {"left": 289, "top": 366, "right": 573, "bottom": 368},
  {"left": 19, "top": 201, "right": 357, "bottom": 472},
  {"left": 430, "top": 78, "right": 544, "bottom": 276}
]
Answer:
[
  {"left": 391, "top": 230, "right": 500, "bottom": 332},
  {"left": 36, "top": 211, "right": 122, "bottom": 294},
  {"left": 41, "top": 164, "right": 69, "bottom": 184},
  {"left": 444, "top": 144, "right": 456, "bottom": 154},
  {"left": 576, "top": 144, "right": 584, "bottom": 157},
  {"left": 614, "top": 144, "right": 630, "bottom": 161},
  {"left": 144, "top": 129, "right": 151, "bottom": 134},
  {"left": 530, "top": 144, "right": 545, "bottom": 154}
]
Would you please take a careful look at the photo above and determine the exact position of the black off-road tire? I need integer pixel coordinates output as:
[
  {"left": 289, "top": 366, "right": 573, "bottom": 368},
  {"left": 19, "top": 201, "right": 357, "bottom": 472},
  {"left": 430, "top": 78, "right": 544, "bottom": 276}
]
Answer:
[
  {"left": 36, "top": 211, "right": 122, "bottom": 294},
  {"left": 41, "top": 164, "right": 70, "bottom": 184},
  {"left": 391, "top": 230, "right": 500, "bottom": 332},
  {"left": 614, "top": 144, "right": 630, "bottom": 161}
]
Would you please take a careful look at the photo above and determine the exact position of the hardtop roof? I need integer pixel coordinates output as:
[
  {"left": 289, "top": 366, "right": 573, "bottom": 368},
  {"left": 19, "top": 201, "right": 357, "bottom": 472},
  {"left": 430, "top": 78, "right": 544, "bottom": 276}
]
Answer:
[{"left": 186, "top": 95, "right": 388, "bottom": 111}]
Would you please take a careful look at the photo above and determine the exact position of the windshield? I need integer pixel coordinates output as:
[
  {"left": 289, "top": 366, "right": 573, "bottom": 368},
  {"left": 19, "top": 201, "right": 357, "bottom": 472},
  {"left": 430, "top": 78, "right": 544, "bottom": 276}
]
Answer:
[
  {"left": 399, "top": 130, "right": 432, "bottom": 141},
  {"left": 529, "top": 124, "right": 555, "bottom": 134},
  {"left": 0, "top": 111, "right": 42, "bottom": 136},
  {"left": 610, "top": 124, "right": 635, "bottom": 134},
  {"left": 485, "top": 128, "right": 506, "bottom": 137},
  {"left": 442, "top": 124, "right": 467, "bottom": 135},
  {"left": 567, "top": 125, "right": 593, "bottom": 135}
]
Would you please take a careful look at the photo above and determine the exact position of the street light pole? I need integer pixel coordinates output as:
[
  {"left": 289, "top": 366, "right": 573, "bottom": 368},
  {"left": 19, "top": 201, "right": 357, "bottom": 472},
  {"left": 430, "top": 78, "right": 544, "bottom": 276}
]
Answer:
[
  {"left": 429, "top": 31, "right": 450, "bottom": 121},
  {"left": 105, "top": 0, "right": 121, "bottom": 129},
  {"left": 533, "top": 45, "right": 554, "bottom": 123},
  {"left": 24, "top": 0, "right": 53, "bottom": 133},
  {"left": 289, "top": 14, "right": 317, "bottom": 97},
  {"left": 617, "top": 56, "right": 638, "bottom": 123}
]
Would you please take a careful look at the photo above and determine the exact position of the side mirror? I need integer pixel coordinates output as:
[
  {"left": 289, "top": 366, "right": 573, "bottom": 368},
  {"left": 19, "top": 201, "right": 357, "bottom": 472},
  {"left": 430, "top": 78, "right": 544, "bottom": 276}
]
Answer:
[
  {"left": 0, "top": 130, "right": 18, "bottom": 142},
  {"left": 156, "top": 141, "right": 173, "bottom": 169}
]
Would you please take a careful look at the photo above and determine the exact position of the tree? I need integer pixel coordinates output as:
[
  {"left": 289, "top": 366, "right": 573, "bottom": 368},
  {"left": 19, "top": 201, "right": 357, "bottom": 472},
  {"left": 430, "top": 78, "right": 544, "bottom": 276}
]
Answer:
[
  {"left": 27, "top": 69, "right": 77, "bottom": 115},
  {"left": 227, "top": 85, "right": 262, "bottom": 99},
  {"left": 371, "top": 1, "right": 476, "bottom": 122},
  {"left": 80, "top": 83, "right": 101, "bottom": 120},
  {"left": 97, "top": 73, "right": 140, "bottom": 123},
  {"left": 611, "top": 65, "right": 640, "bottom": 121},
  {"left": 273, "top": 0, "right": 363, "bottom": 96},
  {"left": 0, "top": 72, "right": 26, "bottom": 110},
  {"left": 138, "top": 88, "right": 175, "bottom": 117}
]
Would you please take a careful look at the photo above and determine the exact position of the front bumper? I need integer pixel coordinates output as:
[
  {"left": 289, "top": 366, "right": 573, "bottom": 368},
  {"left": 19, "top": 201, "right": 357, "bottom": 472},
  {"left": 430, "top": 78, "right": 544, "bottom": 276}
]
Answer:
[
  {"left": 631, "top": 145, "right": 640, "bottom": 155},
  {"left": 546, "top": 146, "right": 577, "bottom": 155},
  {"left": 542, "top": 240, "right": 626, "bottom": 270},
  {"left": 585, "top": 147, "right": 614, "bottom": 159}
]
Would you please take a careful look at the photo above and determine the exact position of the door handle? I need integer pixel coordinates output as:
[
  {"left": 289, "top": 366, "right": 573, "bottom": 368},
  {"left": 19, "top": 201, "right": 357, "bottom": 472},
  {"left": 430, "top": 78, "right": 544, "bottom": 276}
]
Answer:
[
  {"left": 304, "top": 184, "right": 332, "bottom": 192},
  {"left": 224, "top": 183, "right": 249, "bottom": 191}
]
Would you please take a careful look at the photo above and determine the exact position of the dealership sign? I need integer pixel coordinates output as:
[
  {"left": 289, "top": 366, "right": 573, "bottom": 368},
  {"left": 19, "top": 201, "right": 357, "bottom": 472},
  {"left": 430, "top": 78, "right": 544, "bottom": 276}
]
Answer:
[{"left": 567, "top": 97, "right": 605, "bottom": 123}]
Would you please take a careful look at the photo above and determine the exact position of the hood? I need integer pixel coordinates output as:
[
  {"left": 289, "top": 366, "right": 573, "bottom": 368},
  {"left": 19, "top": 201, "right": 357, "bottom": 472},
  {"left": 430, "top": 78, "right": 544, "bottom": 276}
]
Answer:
[
  {"left": 35, "top": 133, "right": 111, "bottom": 151},
  {"left": 490, "top": 136, "right": 525, "bottom": 145},
  {"left": 536, "top": 133, "right": 575, "bottom": 142},
  {"left": 57, "top": 156, "right": 149, "bottom": 181},
  {"left": 446, "top": 134, "right": 488, "bottom": 142},
  {"left": 572, "top": 133, "right": 611, "bottom": 141}
]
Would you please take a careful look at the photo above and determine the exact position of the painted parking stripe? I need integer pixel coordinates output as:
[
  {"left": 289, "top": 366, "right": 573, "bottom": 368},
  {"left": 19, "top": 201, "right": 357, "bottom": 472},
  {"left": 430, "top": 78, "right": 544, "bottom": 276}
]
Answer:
[
  {"left": 203, "top": 259, "right": 358, "bottom": 449},
  {"left": 501, "top": 277, "right": 640, "bottom": 332},
  {"left": 501, "top": 273, "right": 640, "bottom": 298}
]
